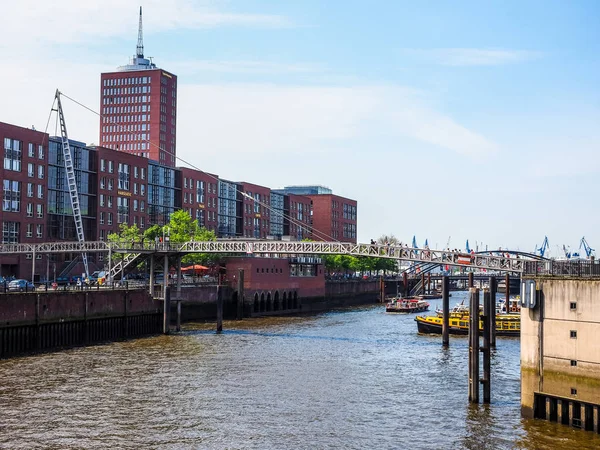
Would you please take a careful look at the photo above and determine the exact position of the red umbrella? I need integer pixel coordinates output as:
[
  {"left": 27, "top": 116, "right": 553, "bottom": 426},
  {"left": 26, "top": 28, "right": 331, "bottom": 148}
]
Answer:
[{"left": 181, "top": 264, "right": 209, "bottom": 274}]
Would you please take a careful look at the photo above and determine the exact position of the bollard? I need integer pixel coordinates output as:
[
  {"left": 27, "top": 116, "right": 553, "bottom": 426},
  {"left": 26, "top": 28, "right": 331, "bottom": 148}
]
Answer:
[
  {"left": 489, "top": 276, "right": 497, "bottom": 347},
  {"left": 216, "top": 285, "right": 223, "bottom": 333},
  {"left": 442, "top": 275, "right": 450, "bottom": 347},
  {"left": 237, "top": 269, "right": 244, "bottom": 320},
  {"left": 468, "top": 287, "right": 480, "bottom": 403},
  {"left": 482, "top": 289, "right": 491, "bottom": 403}
]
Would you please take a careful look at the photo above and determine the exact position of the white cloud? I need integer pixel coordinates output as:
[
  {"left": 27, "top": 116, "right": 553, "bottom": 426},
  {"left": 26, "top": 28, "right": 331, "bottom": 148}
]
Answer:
[
  {"left": 1, "top": 0, "right": 290, "bottom": 47},
  {"left": 402, "top": 48, "right": 541, "bottom": 66}
]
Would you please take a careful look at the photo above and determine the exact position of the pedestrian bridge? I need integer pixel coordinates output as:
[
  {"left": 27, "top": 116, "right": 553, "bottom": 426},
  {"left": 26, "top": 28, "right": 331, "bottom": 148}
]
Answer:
[{"left": 0, "top": 240, "right": 527, "bottom": 273}]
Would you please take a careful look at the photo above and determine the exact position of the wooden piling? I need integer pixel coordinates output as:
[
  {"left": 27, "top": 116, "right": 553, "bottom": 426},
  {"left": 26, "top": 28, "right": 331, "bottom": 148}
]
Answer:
[
  {"left": 468, "top": 287, "right": 480, "bottom": 403},
  {"left": 593, "top": 405, "right": 599, "bottom": 433},
  {"left": 546, "top": 397, "right": 552, "bottom": 421},
  {"left": 442, "top": 276, "right": 450, "bottom": 347},
  {"left": 421, "top": 273, "right": 425, "bottom": 295},
  {"left": 403, "top": 272, "right": 408, "bottom": 296},
  {"left": 380, "top": 277, "right": 385, "bottom": 303},
  {"left": 176, "top": 301, "right": 181, "bottom": 332},
  {"left": 489, "top": 276, "right": 497, "bottom": 348},
  {"left": 568, "top": 401, "right": 574, "bottom": 427},
  {"left": 427, "top": 273, "right": 431, "bottom": 294},
  {"left": 557, "top": 399, "right": 563, "bottom": 424},
  {"left": 216, "top": 285, "right": 223, "bottom": 333},
  {"left": 482, "top": 288, "right": 491, "bottom": 403},
  {"left": 505, "top": 273, "right": 510, "bottom": 314},
  {"left": 163, "top": 286, "right": 171, "bottom": 334},
  {"left": 581, "top": 404, "right": 587, "bottom": 430},
  {"left": 468, "top": 272, "right": 474, "bottom": 288},
  {"left": 237, "top": 269, "right": 244, "bottom": 320},
  {"left": 149, "top": 256, "right": 155, "bottom": 297}
]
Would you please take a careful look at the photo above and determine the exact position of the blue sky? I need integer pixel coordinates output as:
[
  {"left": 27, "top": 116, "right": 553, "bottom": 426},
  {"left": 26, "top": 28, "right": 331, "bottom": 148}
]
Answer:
[{"left": 1, "top": 1, "right": 599, "bottom": 256}]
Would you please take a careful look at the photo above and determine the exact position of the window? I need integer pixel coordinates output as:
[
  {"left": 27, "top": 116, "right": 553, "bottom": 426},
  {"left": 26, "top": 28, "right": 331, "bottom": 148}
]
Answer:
[
  {"left": 100, "top": 212, "right": 105, "bottom": 225},
  {"left": 570, "top": 302, "right": 577, "bottom": 311},
  {"left": 36, "top": 204, "right": 43, "bottom": 218},
  {"left": 4, "top": 137, "right": 22, "bottom": 172},
  {"left": 36, "top": 224, "right": 43, "bottom": 238},
  {"left": 118, "top": 163, "right": 130, "bottom": 190},
  {"left": 2, "top": 180, "right": 20, "bottom": 212},
  {"left": 28, "top": 163, "right": 34, "bottom": 177},
  {"left": 140, "top": 200, "right": 145, "bottom": 212},
  {"left": 108, "top": 160, "right": 114, "bottom": 173},
  {"left": 100, "top": 159, "right": 106, "bottom": 172},
  {"left": 2, "top": 221, "right": 19, "bottom": 243},
  {"left": 570, "top": 330, "right": 577, "bottom": 339},
  {"left": 38, "top": 165, "right": 44, "bottom": 179},
  {"left": 141, "top": 167, "right": 146, "bottom": 180},
  {"left": 38, "top": 145, "right": 44, "bottom": 160},
  {"left": 100, "top": 177, "right": 106, "bottom": 189},
  {"left": 571, "top": 360, "right": 577, "bottom": 366},
  {"left": 117, "top": 197, "right": 129, "bottom": 223},
  {"left": 107, "top": 212, "right": 113, "bottom": 225},
  {"left": 108, "top": 196, "right": 113, "bottom": 208},
  {"left": 37, "top": 184, "right": 43, "bottom": 199},
  {"left": 28, "top": 143, "right": 35, "bottom": 157},
  {"left": 571, "top": 388, "right": 577, "bottom": 395},
  {"left": 108, "top": 178, "right": 114, "bottom": 191},
  {"left": 27, "top": 183, "right": 34, "bottom": 198},
  {"left": 26, "top": 203, "right": 33, "bottom": 217},
  {"left": 140, "top": 184, "right": 145, "bottom": 196},
  {"left": 134, "top": 166, "right": 138, "bottom": 179},
  {"left": 26, "top": 223, "right": 33, "bottom": 238},
  {"left": 133, "top": 199, "right": 138, "bottom": 211}
]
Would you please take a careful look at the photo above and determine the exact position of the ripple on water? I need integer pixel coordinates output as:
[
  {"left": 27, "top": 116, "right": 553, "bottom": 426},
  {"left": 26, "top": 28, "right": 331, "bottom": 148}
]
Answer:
[{"left": 1, "top": 298, "right": 600, "bottom": 449}]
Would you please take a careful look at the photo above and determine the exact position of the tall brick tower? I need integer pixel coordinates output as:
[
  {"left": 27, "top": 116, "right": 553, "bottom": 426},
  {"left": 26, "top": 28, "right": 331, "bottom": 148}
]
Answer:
[{"left": 99, "top": 7, "right": 177, "bottom": 167}]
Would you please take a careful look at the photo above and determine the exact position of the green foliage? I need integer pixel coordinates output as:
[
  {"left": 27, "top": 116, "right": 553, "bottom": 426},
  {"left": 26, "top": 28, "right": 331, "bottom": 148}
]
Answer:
[{"left": 107, "top": 223, "right": 142, "bottom": 263}]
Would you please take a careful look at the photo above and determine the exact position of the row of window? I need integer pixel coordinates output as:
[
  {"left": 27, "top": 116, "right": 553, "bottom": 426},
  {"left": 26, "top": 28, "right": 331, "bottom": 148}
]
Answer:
[
  {"left": 101, "top": 114, "right": 150, "bottom": 124},
  {"left": 2, "top": 221, "right": 44, "bottom": 243},
  {"left": 103, "top": 123, "right": 150, "bottom": 133},
  {"left": 102, "top": 104, "right": 149, "bottom": 115},
  {"left": 103, "top": 85, "right": 150, "bottom": 96},
  {"left": 103, "top": 76, "right": 151, "bottom": 87},
  {"left": 27, "top": 163, "right": 45, "bottom": 179},
  {"left": 102, "top": 95, "right": 150, "bottom": 105}
]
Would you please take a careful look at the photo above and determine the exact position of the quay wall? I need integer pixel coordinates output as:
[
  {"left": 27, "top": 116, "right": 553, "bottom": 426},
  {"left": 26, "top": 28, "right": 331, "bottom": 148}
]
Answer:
[
  {"left": 0, "top": 289, "right": 162, "bottom": 359},
  {"left": 521, "top": 278, "right": 600, "bottom": 433}
]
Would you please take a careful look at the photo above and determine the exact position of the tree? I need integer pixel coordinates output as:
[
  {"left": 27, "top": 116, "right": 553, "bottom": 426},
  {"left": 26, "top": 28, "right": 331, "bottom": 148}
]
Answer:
[{"left": 107, "top": 223, "right": 142, "bottom": 262}]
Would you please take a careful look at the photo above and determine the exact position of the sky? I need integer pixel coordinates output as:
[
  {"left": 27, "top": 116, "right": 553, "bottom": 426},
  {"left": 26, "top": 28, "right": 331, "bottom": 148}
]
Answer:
[{"left": 1, "top": 0, "right": 599, "bottom": 256}]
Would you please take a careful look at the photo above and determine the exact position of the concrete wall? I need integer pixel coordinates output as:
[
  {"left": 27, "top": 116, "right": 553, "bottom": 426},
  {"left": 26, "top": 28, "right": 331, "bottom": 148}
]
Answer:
[{"left": 521, "top": 278, "right": 600, "bottom": 418}]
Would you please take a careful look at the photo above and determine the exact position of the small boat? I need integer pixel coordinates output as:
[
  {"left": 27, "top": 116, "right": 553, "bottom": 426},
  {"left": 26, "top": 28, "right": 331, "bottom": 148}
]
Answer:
[
  {"left": 415, "top": 314, "right": 520, "bottom": 336},
  {"left": 418, "top": 293, "right": 443, "bottom": 300},
  {"left": 386, "top": 297, "right": 430, "bottom": 313}
]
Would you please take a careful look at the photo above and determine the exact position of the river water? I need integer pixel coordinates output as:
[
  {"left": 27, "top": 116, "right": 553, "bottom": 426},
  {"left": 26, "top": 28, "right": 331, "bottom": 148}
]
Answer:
[{"left": 1, "top": 291, "right": 599, "bottom": 449}]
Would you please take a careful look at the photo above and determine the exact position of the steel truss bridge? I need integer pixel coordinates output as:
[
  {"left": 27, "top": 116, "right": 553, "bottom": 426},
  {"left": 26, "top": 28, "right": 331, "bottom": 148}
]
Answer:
[{"left": 0, "top": 240, "right": 527, "bottom": 274}]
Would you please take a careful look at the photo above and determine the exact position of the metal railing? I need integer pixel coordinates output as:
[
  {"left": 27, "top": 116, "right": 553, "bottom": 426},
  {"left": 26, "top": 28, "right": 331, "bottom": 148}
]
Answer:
[{"left": 523, "top": 260, "right": 600, "bottom": 278}]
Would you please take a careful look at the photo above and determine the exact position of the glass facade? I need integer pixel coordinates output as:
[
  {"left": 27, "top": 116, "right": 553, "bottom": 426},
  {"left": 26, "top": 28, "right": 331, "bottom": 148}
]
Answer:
[
  {"left": 147, "top": 162, "right": 179, "bottom": 225},
  {"left": 218, "top": 179, "right": 237, "bottom": 237},
  {"left": 269, "top": 192, "right": 284, "bottom": 238},
  {"left": 47, "top": 138, "right": 96, "bottom": 240}
]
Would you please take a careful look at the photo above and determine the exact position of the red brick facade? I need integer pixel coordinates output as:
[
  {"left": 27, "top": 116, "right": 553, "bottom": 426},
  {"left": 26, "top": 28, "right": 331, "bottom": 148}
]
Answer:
[
  {"left": 308, "top": 194, "right": 357, "bottom": 243},
  {"left": 179, "top": 167, "right": 219, "bottom": 234}
]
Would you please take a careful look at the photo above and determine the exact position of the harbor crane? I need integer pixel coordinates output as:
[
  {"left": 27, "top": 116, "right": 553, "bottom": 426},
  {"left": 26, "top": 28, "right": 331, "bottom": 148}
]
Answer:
[
  {"left": 579, "top": 237, "right": 595, "bottom": 258},
  {"left": 535, "top": 236, "right": 549, "bottom": 258}
]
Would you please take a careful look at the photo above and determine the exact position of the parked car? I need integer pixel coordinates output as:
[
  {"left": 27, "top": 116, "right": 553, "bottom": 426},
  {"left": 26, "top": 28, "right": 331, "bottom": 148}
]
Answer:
[{"left": 8, "top": 279, "right": 36, "bottom": 292}]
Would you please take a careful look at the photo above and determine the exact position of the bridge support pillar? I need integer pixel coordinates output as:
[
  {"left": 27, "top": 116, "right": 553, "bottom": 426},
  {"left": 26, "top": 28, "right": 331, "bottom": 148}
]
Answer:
[
  {"left": 442, "top": 276, "right": 450, "bottom": 347},
  {"left": 237, "top": 269, "right": 244, "bottom": 320},
  {"left": 468, "top": 288, "right": 480, "bottom": 403},
  {"left": 593, "top": 405, "right": 598, "bottom": 433},
  {"left": 468, "top": 272, "right": 474, "bottom": 288},
  {"left": 557, "top": 399, "right": 564, "bottom": 424},
  {"left": 176, "top": 256, "right": 182, "bottom": 300},
  {"left": 505, "top": 273, "right": 510, "bottom": 315},
  {"left": 380, "top": 277, "right": 385, "bottom": 303},
  {"left": 216, "top": 284, "right": 223, "bottom": 333},
  {"left": 403, "top": 272, "right": 408, "bottom": 297},
  {"left": 176, "top": 300, "right": 181, "bottom": 332},
  {"left": 489, "top": 276, "right": 497, "bottom": 347},
  {"left": 163, "top": 286, "right": 171, "bottom": 334},
  {"left": 482, "top": 288, "right": 492, "bottom": 403},
  {"left": 163, "top": 254, "right": 169, "bottom": 300}
]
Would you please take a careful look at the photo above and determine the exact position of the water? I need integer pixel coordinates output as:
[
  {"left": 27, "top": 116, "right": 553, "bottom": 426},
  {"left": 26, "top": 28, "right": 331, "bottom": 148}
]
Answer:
[{"left": 1, "top": 291, "right": 599, "bottom": 449}]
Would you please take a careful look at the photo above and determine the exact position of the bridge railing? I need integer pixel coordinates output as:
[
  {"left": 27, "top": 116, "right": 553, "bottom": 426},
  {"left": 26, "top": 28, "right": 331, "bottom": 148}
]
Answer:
[{"left": 523, "top": 260, "right": 600, "bottom": 278}]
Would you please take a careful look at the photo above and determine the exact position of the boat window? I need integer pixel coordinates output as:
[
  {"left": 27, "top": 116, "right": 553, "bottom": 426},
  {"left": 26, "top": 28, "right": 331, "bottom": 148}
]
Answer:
[{"left": 459, "top": 321, "right": 467, "bottom": 327}]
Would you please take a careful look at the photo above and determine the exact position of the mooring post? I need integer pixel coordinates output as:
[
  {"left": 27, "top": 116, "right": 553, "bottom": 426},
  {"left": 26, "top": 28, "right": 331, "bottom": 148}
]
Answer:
[
  {"left": 403, "top": 272, "right": 408, "bottom": 297},
  {"left": 35, "top": 293, "right": 41, "bottom": 350},
  {"left": 176, "top": 256, "right": 182, "bottom": 300},
  {"left": 149, "top": 255, "right": 155, "bottom": 297},
  {"left": 176, "top": 300, "right": 181, "bottom": 332},
  {"left": 468, "top": 271, "right": 474, "bottom": 288},
  {"left": 237, "top": 269, "right": 244, "bottom": 320},
  {"left": 482, "top": 288, "right": 491, "bottom": 403},
  {"left": 163, "top": 286, "right": 171, "bottom": 334},
  {"left": 380, "top": 276, "right": 386, "bottom": 303},
  {"left": 505, "top": 273, "right": 510, "bottom": 314},
  {"left": 489, "top": 276, "right": 497, "bottom": 347},
  {"left": 421, "top": 273, "right": 425, "bottom": 295},
  {"left": 427, "top": 273, "right": 431, "bottom": 294},
  {"left": 442, "top": 275, "right": 450, "bottom": 347},
  {"left": 468, "top": 287, "right": 480, "bottom": 403},
  {"left": 216, "top": 284, "right": 223, "bottom": 333},
  {"left": 163, "top": 254, "right": 169, "bottom": 301}
]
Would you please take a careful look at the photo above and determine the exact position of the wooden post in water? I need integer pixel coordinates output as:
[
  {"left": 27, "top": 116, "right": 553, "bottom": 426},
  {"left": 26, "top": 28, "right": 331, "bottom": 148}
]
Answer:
[
  {"left": 176, "top": 300, "right": 181, "bottom": 332},
  {"left": 489, "top": 276, "right": 497, "bottom": 348},
  {"left": 216, "top": 285, "right": 223, "bottom": 333},
  {"left": 427, "top": 273, "right": 431, "bottom": 294},
  {"left": 442, "top": 275, "right": 450, "bottom": 347},
  {"left": 380, "top": 276, "right": 385, "bottom": 303},
  {"left": 149, "top": 255, "right": 155, "bottom": 297},
  {"left": 468, "top": 287, "right": 480, "bottom": 403},
  {"left": 237, "top": 269, "right": 245, "bottom": 320},
  {"left": 176, "top": 256, "right": 182, "bottom": 300},
  {"left": 505, "top": 273, "right": 510, "bottom": 315},
  {"left": 163, "top": 286, "right": 171, "bottom": 334},
  {"left": 421, "top": 273, "right": 425, "bottom": 295},
  {"left": 482, "top": 288, "right": 491, "bottom": 403},
  {"left": 403, "top": 272, "right": 408, "bottom": 297},
  {"left": 468, "top": 271, "right": 474, "bottom": 288}
]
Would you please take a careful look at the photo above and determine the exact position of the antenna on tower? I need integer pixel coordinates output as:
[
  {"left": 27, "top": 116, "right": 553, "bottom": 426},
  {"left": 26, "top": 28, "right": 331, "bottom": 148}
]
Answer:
[{"left": 136, "top": 6, "right": 144, "bottom": 58}]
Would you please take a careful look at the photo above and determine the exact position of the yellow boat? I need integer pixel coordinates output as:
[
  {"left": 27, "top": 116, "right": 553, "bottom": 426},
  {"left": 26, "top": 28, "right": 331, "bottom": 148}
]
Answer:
[{"left": 415, "top": 313, "right": 520, "bottom": 337}]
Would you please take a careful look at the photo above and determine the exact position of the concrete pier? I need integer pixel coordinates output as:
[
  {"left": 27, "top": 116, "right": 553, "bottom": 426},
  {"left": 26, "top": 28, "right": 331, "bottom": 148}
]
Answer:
[{"left": 521, "top": 276, "right": 600, "bottom": 434}]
